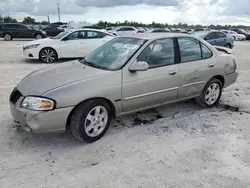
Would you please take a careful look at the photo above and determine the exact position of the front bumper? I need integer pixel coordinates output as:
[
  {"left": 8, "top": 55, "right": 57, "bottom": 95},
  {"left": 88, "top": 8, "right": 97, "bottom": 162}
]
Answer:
[
  {"left": 224, "top": 72, "right": 238, "bottom": 88},
  {"left": 10, "top": 96, "right": 74, "bottom": 133},
  {"left": 23, "top": 48, "right": 39, "bottom": 59}
]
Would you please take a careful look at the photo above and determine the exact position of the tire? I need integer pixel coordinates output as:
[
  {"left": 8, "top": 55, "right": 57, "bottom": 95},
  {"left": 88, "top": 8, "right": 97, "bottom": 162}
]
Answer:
[
  {"left": 35, "top": 34, "right": 43, "bottom": 40},
  {"left": 70, "top": 99, "right": 112, "bottom": 142},
  {"left": 225, "top": 44, "right": 231, "bottom": 49},
  {"left": 39, "top": 48, "right": 58, "bottom": 63},
  {"left": 4, "top": 33, "right": 12, "bottom": 41},
  {"left": 195, "top": 78, "right": 222, "bottom": 108},
  {"left": 233, "top": 36, "right": 236, "bottom": 41}
]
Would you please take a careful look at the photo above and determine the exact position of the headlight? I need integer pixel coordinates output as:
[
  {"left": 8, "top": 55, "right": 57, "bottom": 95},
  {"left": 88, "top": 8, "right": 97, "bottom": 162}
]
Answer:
[
  {"left": 23, "top": 44, "right": 40, "bottom": 50},
  {"left": 42, "top": 31, "right": 46, "bottom": 34},
  {"left": 21, "top": 96, "right": 55, "bottom": 111}
]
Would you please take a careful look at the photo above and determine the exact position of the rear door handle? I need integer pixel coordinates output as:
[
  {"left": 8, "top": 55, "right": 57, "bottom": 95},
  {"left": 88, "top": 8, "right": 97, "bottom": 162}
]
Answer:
[
  {"left": 208, "top": 64, "right": 215, "bottom": 68},
  {"left": 169, "top": 71, "right": 177, "bottom": 75}
]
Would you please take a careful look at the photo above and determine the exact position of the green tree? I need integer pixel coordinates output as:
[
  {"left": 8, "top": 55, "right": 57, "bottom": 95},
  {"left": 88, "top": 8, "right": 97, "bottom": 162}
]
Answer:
[
  {"left": 0, "top": 15, "right": 3, "bottom": 23},
  {"left": 23, "top": 16, "right": 35, "bottom": 24},
  {"left": 3, "top": 16, "right": 17, "bottom": 23},
  {"left": 41, "top": 21, "right": 49, "bottom": 25}
]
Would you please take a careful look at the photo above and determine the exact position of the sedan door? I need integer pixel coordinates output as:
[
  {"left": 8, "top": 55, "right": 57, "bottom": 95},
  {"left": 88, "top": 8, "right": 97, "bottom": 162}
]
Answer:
[
  {"left": 17, "top": 25, "right": 33, "bottom": 38},
  {"left": 177, "top": 37, "right": 217, "bottom": 99},
  {"left": 205, "top": 32, "right": 218, "bottom": 46},
  {"left": 215, "top": 32, "right": 227, "bottom": 46},
  {"left": 75, "top": 30, "right": 113, "bottom": 57},
  {"left": 122, "top": 38, "right": 179, "bottom": 113},
  {"left": 59, "top": 31, "right": 82, "bottom": 58}
]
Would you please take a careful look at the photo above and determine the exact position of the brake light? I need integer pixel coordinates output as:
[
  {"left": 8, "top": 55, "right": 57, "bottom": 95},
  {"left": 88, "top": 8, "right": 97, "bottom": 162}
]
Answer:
[{"left": 233, "top": 59, "right": 237, "bottom": 71}]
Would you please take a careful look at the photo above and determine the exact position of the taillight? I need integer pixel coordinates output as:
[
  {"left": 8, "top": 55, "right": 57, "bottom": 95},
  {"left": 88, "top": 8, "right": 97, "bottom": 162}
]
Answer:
[{"left": 233, "top": 58, "right": 237, "bottom": 71}]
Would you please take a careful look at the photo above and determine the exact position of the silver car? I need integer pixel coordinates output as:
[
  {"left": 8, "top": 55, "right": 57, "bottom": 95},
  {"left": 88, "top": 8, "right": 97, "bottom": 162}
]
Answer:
[{"left": 10, "top": 33, "right": 238, "bottom": 142}]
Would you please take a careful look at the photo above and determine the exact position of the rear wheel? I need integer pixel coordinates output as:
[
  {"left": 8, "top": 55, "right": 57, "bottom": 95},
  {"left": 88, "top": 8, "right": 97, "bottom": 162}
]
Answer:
[
  {"left": 35, "top": 34, "right": 42, "bottom": 40},
  {"left": 225, "top": 43, "right": 231, "bottom": 49},
  {"left": 39, "top": 48, "right": 58, "bottom": 63},
  {"left": 70, "top": 99, "right": 112, "bottom": 142},
  {"left": 195, "top": 78, "right": 222, "bottom": 108},
  {"left": 4, "top": 33, "right": 12, "bottom": 41}
]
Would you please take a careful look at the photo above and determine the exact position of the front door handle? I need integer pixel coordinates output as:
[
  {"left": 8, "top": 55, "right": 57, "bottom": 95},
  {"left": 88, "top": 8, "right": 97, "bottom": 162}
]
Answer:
[
  {"left": 169, "top": 71, "right": 177, "bottom": 75},
  {"left": 208, "top": 64, "right": 215, "bottom": 68}
]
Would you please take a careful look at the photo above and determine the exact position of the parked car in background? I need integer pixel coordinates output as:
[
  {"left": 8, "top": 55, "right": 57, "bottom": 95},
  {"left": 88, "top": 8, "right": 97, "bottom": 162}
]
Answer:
[
  {"left": 195, "top": 31, "right": 234, "bottom": 48},
  {"left": 111, "top": 26, "right": 138, "bottom": 36},
  {"left": 137, "top": 27, "right": 146, "bottom": 33},
  {"left": 221, "top": 30, "right": 246, "bottom": 41},
  {"left": 0, "top": 23, "right": 46, "bottom": 40},
  {"left": 82, "top": 25, "right": 105, "bottom": 30},
  {"left": 194, "top": 28, "right": 211, "bottom": 32},
  {"left": 22, "top": 29, "right": 115, "bottom": 63},
  {"left": 11, "top": 33, "right": 238, "bottom": 142},
  {"left": 231, "top": 28, "right": 250, "bottom": 40},
  {"left": 42, "top": 25, "right": 64, "bottom": 37},
  {"left": 147, "top": 28, "right": 171, "bottom": 33}
]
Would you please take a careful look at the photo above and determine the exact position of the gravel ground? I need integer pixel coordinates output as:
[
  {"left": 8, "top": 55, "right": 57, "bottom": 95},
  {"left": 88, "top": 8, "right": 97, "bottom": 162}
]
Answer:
[{"left": 0, "top": 39, "right": 250, "bottom": 188}]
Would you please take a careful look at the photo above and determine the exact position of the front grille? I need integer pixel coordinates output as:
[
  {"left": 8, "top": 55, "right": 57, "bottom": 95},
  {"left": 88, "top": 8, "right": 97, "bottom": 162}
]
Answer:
[{"left": 10, "top": 88, "right": 22, "bottom": 105}]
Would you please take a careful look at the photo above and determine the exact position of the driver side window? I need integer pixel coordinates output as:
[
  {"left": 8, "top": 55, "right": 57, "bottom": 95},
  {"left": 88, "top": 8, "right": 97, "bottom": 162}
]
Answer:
[
  {"left": 67, "top": 31, "right": 79, "bottom": 40},
  {"left": 137, "top": 38, "right": 175, "bottom": 68}
]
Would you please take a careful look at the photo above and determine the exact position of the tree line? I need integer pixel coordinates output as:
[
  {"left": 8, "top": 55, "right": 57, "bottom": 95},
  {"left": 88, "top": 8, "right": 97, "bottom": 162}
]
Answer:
[
  {"left": 0, "top": 15, "right": 249, "bottom": 29},
  {"left": 96, "top": 20, "right": 250, "bottom": 29}
]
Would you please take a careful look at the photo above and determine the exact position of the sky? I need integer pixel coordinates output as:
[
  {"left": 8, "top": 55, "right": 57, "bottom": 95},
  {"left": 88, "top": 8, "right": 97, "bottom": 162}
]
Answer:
[{"left": 0, "top": 0, "right": 250, "bottom": 25}]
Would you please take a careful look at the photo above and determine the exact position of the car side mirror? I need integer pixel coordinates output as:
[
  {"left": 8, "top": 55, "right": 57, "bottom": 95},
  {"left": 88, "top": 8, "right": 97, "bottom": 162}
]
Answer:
[
  {"left": 205, "top": 36, "right": 211, "bottom": 40},
  {"left": 129, "top": 61, "right": 149, "bottom": 72}
]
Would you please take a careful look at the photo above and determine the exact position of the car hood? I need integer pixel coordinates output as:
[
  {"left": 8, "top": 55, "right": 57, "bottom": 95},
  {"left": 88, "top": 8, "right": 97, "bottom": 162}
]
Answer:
[
  {"left": 23, "top": 38, "right": 54, "bottom": 46},
  {"left": 17, "top": 61, "right": 112, "bottom": 96}
]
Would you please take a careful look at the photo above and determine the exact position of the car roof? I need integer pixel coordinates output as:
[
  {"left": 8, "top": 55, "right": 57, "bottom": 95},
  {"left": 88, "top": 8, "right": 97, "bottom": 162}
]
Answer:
[
  {"left": 120, "top": 33, "right": 190, "bottom": 40},
  {"left": 66, "top": 28, "right": 114, "bottom": 35},
  {"left": 1, "top": 23, "right": 22, "bottom": 25}
]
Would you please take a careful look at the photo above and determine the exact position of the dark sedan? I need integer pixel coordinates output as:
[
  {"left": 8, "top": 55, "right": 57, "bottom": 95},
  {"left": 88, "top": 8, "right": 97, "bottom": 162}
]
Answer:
[
  {"left": 0, "top": 23, "right": 46, "bottom": 40},
  {"left": 42, "top": 25, "right": 64, "bottom": 37}
]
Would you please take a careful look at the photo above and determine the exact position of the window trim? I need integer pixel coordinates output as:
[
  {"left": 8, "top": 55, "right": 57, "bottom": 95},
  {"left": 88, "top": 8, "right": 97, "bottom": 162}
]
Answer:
[
  {"left": 177, "top": 37, "right": 213, "bottom": 63},
  {"left": 136, "top": 37, "right": 178, "bottom": 69}
]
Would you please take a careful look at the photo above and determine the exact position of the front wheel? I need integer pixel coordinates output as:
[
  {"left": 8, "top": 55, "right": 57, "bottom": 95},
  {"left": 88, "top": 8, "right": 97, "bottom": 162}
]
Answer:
[
  {"left": 70, "top": 99, "right": 112, "bottom": 142},
  {"left": 39, "top": 48, "right": 58, "bottom": 63},
  {"left": 195, "top": 78, "right": 222, "bottom": 108}
]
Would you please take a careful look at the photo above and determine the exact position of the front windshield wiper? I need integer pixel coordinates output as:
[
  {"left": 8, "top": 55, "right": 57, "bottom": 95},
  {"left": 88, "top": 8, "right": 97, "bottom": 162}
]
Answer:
[{"left": 79, "top": 58, "right": 108, "bottom": 70}]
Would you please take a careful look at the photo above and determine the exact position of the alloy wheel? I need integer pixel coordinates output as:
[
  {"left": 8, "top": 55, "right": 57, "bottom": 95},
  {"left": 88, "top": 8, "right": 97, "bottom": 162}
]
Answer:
[
  {"left": 205, "top": 83, "right": 220, "bottom": 105},
  {"left": 36, "top": 34, "right": 42, "bottom": 39},
  {"left": 84, "top": 106, "right": 108, "bottom": 137},
  {"left": 41, "top": 49, "right": 56, "bottom": 63},
  {"left": 4, "top": 34, "right": 11, "bottom": 41}
]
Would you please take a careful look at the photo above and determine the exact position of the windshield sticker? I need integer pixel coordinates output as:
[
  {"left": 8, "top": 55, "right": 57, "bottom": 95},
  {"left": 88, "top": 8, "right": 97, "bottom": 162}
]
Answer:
[{"left": 123, "top": 44, "right": 139, "bottom": 49}]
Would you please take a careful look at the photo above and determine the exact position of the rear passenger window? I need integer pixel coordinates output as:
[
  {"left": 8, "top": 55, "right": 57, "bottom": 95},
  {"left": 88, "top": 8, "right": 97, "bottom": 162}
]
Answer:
[
  {"left": 137, "top": 38, "right": 175, "bottom": 68},
  {"left": 178, "top": 38, "right": 202, "bottom": 62},
  {"left": 216, "top": 32, "right": 226, "bottom": 38},
  {"left": 87, "top": 31, "right": 104, "bottom": 38},
  {"left": 201, "top": 43, "right": 212, "bottom": 59}
]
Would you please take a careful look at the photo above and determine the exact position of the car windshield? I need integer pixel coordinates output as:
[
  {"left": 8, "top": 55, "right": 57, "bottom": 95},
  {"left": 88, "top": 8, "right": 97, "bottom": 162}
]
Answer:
[
  {"left": 83, "top": 37, "right": 146, "bottom": 71},
  {"left": 53, "top": 31, "right": 70, "bottom": 39}
]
